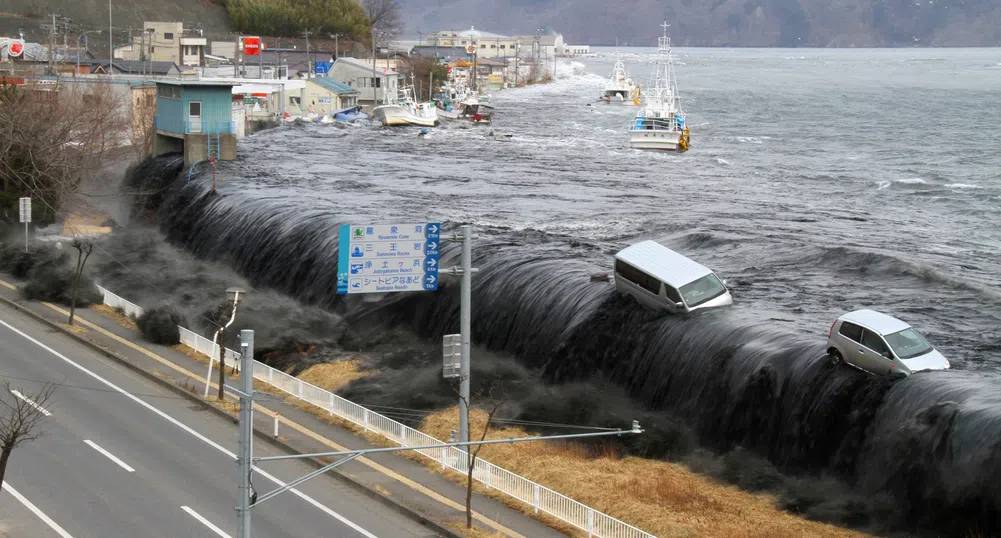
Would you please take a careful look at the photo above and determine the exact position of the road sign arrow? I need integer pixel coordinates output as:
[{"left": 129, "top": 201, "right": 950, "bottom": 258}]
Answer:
[
  {"left": 428, "top": 259, "right": 437, "bottom": 267},
  {"left": 425, "top": 274, "right": 437, "bottom": 285},
  {"left": 428, "top": 224, "right": 438, "bottom": 233},
  {"left": 427, "top": 241, "right": 438, "bottom": 250}
]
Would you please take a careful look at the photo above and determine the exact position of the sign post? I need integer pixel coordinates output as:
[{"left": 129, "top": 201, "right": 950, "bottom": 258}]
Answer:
[
  {"left": 337, "top": 222, "right": 440, "bottom": 295},
  {"left": 18, "top": 197, "right": 30, "bottom": 252}
]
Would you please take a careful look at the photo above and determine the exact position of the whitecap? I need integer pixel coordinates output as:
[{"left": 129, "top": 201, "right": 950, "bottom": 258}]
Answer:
[
  {"left": 896, "top": 178, "right": 926, "bottom": 185},
  {"left": 716, "top": 158, "right": 730, "bottom": 165},
  {"left": 945, "top": 183, "right": 983, "bottom": 189}
]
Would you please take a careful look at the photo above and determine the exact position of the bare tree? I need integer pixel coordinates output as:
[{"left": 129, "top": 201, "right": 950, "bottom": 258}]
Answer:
[
  {"left": 68, "top": 236, "right": 95, "bottom": 326},
  {"left": 452, "top": 381, "right": 506, "bottom": 529},
  {"left": 0, "top": 80, "right": 127, "bottom": 226},
  {"left": 129, "top": 86, "right": 156, "bottom": 160},
  {"left": 0, "top": 380, "right": 57, "bottom": 485}
]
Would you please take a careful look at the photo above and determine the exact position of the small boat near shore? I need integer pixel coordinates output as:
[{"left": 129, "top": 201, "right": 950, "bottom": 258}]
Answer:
[{"left": 602, "top": 55, "right": 640, "bottom": 104}]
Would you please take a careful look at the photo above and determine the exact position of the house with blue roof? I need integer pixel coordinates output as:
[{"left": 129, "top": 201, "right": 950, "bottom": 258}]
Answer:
[{"left": 297, "top": 77, "right": 361, "bottom": 116}]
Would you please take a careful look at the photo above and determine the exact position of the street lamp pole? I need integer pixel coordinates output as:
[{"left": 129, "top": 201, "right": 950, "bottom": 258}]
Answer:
[{"left": 203, "top": 287, "right": 247, "bottom": 398}]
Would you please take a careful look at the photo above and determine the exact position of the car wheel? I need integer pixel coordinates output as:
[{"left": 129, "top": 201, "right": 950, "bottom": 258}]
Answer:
[{"left": 829, "top": 350, "right": 843, "bottom": 368}]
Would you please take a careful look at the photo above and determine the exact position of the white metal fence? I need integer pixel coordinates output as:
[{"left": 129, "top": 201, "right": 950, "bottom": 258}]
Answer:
[{"left": 96, "top": 286, "right": 656, "bottom": 538}]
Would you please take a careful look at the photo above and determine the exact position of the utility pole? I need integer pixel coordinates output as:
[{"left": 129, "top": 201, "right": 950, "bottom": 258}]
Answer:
[
  {"left": 234, "top": 33, "right": 240, "bottom": 77},
  {"left": 302, "top": 29, "right": 312, "bottom": 78},
  {"left": 458, "top": 225, "right": 472, "bottom": 448},
  {"left": 108, "top": 0, "right": 113, "bottom": 77},
  {"left": 235, "top": 329, "right": 254, "bottom": 538},
  {"left": 47, "top": 12, "right": 56, "bottom": 76}
]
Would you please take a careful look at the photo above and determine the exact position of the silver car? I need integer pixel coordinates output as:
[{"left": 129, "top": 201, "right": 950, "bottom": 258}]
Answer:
[{"left": 826, "top": 309, "right": 950, "bottom": 377}]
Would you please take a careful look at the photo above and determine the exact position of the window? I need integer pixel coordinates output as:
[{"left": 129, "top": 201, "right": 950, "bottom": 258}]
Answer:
[
  {"left": 491, "top": 45, "right": 496, "bottom": 48},
  {"left": 884, "top": 329, "right": 933, "bottom": 359},
  {"left": 664, "top": 285, "right": 682, "bottom": 303},
  {"left": 157, "top": 85, "right": 181, "bottom": 99},
  {"left": 614, "top": 260, "right": 661, "bottom": 295},
  {"left": 500, "top": 45, "right": 506, "bottom": 49},
  {"left": 679, "top": 274, "right": 727, "bottom": 308},
  {"left": 188, "top": 101, "right": 201, "bottom": 116},
  {"left": 461, "top": 41, "right": 466, "bottom": 45},
  {"left": 164, "top": 32, "right": 174, "bottom": 40},
  {"left": 373, "top": 78, "right": 381, "bottom": 88},
  {"left": 861, "top": 330, "right": 890, "bottom": 356},
  {"left": 838, "top": 322, "right": 863, "bottom": 343}
]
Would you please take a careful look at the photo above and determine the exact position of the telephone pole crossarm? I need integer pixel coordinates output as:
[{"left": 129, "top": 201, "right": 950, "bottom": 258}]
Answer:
[{"left": 256, "top": 423, "right": 643, "bottom": 465}]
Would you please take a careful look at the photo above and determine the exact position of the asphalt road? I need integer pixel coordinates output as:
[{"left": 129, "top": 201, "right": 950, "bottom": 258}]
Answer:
[{"left": 0, "top": 303, "right": 442, "bottom": 538}]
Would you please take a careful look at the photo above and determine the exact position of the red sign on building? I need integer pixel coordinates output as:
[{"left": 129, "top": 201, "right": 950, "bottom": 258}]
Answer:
[
  {"left": 9, "top": 40, "right": 25, "bottom": 57},
  {"left": 243, "top": 37, "right": 261, "bottom": 56}
]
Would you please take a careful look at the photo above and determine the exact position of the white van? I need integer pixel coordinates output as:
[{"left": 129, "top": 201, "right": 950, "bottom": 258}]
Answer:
[{"left": 614, "top": 240, "right": 733, "bottom": 313}]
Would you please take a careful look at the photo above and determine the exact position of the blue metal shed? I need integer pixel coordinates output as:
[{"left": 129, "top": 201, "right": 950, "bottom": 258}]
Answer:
[{"left": 153, "top": 80, "right": 238, "bottom": 166}]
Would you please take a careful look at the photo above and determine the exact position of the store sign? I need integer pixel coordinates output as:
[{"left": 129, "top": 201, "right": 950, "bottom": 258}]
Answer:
[{"left": 243, "top": 37, "right": 261, "bottom": 56}]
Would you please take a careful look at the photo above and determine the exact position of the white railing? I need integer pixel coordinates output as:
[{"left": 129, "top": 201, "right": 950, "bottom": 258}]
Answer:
[
  {"left": 96, "top": 285, "right": 146, "bottom": 319},
  {"left": 96, "top": 286, "right": 656, "bottom": 538}
]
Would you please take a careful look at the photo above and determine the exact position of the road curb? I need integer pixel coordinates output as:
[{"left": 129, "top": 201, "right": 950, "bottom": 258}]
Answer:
[{"left": 0, "top": 294, "right": 465, "bottom": 538}]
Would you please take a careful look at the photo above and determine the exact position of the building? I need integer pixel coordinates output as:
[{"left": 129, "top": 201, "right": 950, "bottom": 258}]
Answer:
[
  {"left": 153, "top": 80, "right": 238, "bottom": 166},
  {"left": 301, "top": 78, "right": 360, "bottom": 114},
  {"left": 430, "top": 27, "right": 521, "bottom": 59},
  {"left": 408, "top": 46, "right": 471, "bottom": 62},
  {"left": 89, "top": 60, "right": 180, "bottom": 77},
  {"left": 115, "top": 22, "right": 207, "bottom": 67},
  {"left": 562, "top": 45, "right": 591, "bottom": 56},
  {"left": 330, "top": 57, "right": 399, "bottom": 109},
  {"left": 513, "top": 33, "right": 565, "bottom": 59}
]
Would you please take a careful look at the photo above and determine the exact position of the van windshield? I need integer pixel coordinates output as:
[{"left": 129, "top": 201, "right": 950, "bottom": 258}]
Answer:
[
  {"left": 679, "top": 274, "right": 727, "bottom": 307},
  {"left": 884, "top": 328, "right": 933, "bottom": 359}
]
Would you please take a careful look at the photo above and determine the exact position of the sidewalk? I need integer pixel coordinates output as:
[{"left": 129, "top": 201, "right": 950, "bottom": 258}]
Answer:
[{"left": 0, "top": 277, "right": 569, "bottom": 538}]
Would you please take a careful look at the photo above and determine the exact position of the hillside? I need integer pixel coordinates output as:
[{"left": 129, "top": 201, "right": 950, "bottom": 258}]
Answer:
[
  {"left": 398, "top": 0, "right": 1001, "bottom": 47},
  {"left": 1, "top": 0, "right": 232, "bottom": 55}
]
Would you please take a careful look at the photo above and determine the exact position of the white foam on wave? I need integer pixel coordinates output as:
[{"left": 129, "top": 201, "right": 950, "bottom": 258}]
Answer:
[
  {"left": 896, "top": 178, "right": 927, "bottom": 185},
  {"left": 945, "top": 183, "right": 982, "bottom": 189},
  {"left": 716, "top": 158, "right": 731, "bottom": 165}
]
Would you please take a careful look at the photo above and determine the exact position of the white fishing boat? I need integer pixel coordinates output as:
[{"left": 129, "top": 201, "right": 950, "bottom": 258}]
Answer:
[
  {"left": 372, "top": 83, "right": 439, "bottom": 127},
  {"left": 628, "top": 21, "right": 690, "bottom": 151},
  {"left": 602, "top": 55, "right": 640, "bottom": 103}
]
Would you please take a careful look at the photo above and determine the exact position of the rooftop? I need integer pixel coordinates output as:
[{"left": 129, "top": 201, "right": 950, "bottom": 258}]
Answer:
[
  {"left": 439, "top": 27, "right": 511, "bottom": 40},
  {"left": 310, "top": 77, "right": 359, "bottom": 95},
  {"left": 840, "top": 309, "right": 912, "bottom": 334},
  {"left": 155, "top": 79, "right": 236, "bottom": 87},
  {"left": 615, "top": 240, "right": 713, "bottom": 288}
]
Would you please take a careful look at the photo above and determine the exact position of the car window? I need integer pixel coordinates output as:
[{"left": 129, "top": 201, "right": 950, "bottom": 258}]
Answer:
[
  {"left": 884, "top": 328, "right": 934, "bottom": 360},
  {"left": 679, "top": 274, "right": 727, "bottom": 307},
  {"left": 838, "top": 321, "right": 863, "bottom": 342},
  {"left": 665, "top": 285, "right": 682, "bottom": 303},
  {"left": 861, "top": 330, "right": 890, "bottom": 355},
  {"left": 615, "top": 259, "right": 661, "bottom": 295}
]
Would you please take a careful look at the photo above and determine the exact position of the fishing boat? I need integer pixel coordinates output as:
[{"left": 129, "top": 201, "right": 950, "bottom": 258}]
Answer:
[
  {"left": 602, "top": 55, "right": 640, "bottom": 103},
  {"left": 371, "top": 82, "right": 439, "bottom": 127},
  {"left": 439, "top": 95, "right": 494, "bottom": 123},
  {"left": 628, "top": 21, "right": 690, "bottom": 151}
]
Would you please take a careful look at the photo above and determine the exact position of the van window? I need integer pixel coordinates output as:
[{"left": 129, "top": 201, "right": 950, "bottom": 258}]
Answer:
[
  {"left": 839, "top": 321, "right": 863, "bottom": 342},
  {"left": 614, "top": 259, "right": 661, "bottom": 295},
  {"left": 861, "top": 330, "right": 890, "bottom": 355},
  {"left": 679, "top": 274, "right": 726, "bottom": 307},
  {"left": 665, "top": 285, "right": 682, "bottom": 303}
]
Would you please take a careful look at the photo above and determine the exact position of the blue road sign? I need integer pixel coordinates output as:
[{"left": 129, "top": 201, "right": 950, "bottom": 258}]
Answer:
[
  {"left": 315, "top": 61, "right": 332, "bottom": 74},
  {"left": 337, "top": 222, "right": 441, "bottom": 294}
]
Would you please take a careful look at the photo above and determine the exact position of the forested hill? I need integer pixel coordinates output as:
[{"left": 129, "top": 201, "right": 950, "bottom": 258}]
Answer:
[{"left": 399, "top": 0, "right": 1001, "bottom": 47}]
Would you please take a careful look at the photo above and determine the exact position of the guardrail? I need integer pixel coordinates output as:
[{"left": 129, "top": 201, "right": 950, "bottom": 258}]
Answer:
[{"left": 95, "top": 286, "right": 656, "bottom": 538}]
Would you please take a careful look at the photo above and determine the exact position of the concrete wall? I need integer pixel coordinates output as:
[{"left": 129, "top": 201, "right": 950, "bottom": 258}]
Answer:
[{"left": 154, "top": 133, "right": 184, "bottom": 157}]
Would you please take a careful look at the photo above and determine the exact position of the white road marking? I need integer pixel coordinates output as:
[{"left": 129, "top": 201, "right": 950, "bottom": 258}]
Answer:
[
  {"left": 83, "top": 440, "right": 136, "bottom": 473},
  {"left": 0, "top": 318, "right": 379, "bottom": 538},
  {"left": 10, "top": 389, "right": 52, "bottom": 416},
  {"left": 180, "top": 506, "right": 231, "bottom": 538},
  {"left": 2, "top": 481, "right": 74, "bottom": 538}
]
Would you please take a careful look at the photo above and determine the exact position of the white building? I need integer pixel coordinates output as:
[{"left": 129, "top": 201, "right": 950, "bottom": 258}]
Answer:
[
  {"left": 330, "top": 57, "right": 399, "bottom": 109},
  {"left": 113, "top": 22, "right": 206, "bottom": 67},
  {"left": 561, "top": 45, "right": 590, "bottom": 56},
  {"left": 431, "top": 27, "right": 521, "bottom": 59}
]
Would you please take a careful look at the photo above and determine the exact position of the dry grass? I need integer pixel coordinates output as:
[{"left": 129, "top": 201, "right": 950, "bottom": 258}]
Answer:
[
  {"left": 91, "top": 304, "right": 139, "bottom": 331},
  {"left": 443, "top": 521, "right": 507, "bottom": 538},
  {"left": 61, "top": 323, "right": 88, "bottom": 334},
  {"left": 296, "top": 360, "right": 372, "bottom": 393},
  {"left": 421, "top": 408, "right": 872, "bottom": 538}
]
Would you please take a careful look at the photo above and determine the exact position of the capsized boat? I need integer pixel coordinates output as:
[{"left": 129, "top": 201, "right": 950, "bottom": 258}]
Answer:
[
  {"left": 628, "top": 21, "right": 690, "bottom": 151},
  {"left": 332, "top": 106, "right": 368, "bottom": 123},
  {"left": 602, "top": 55, "right": 640, "bottom": 103},
  {"left": 372, "top": 84, "right": 439, "bottom": 127}
]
